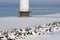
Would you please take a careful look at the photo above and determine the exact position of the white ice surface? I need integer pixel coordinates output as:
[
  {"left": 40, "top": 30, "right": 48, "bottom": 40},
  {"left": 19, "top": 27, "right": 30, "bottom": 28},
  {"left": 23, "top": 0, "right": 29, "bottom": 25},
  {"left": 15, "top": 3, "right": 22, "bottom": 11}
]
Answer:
[
  {"left": 32, "top": 13, "right": 60, "bottom": 18},
  {"left": 0, "top": 15, "right": 60, "bottom": 30},
  {"left": 0, "top": 13, "right": 60, "bottom": 40},
  {"left": 22, "top": 31, "right": 60, "bottom": 40},
  {"left": 0, "top": 17, "right": 60, "bottom": 30}
]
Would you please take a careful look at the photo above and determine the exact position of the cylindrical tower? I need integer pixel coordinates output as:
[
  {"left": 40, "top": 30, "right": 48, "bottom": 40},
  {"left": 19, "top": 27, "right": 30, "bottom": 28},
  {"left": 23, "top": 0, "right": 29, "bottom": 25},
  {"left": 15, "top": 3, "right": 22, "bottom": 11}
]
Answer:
[{"left": 20, "top": 0, "right": 30, "bottom": 17}]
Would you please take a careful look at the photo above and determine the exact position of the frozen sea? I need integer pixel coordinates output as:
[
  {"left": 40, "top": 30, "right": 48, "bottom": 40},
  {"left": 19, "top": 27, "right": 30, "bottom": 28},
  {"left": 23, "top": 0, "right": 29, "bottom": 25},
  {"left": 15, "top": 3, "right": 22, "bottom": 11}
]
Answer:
[
  {"left": 0, "top": 2, "right": 60, "bottom": 40},
  {"left": 0, "top": 0, "right": 60, "bottom": 40}
]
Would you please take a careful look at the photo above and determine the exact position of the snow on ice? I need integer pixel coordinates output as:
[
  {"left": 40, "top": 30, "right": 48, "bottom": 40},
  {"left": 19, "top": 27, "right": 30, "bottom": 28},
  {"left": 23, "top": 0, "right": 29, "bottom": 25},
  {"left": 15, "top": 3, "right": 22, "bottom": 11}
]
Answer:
[
  {"left": 0, "top": 19, "right": 60, "bottom": 40},
  {"left": 0, "top": 15, "right": 60, "bottom": 40}
]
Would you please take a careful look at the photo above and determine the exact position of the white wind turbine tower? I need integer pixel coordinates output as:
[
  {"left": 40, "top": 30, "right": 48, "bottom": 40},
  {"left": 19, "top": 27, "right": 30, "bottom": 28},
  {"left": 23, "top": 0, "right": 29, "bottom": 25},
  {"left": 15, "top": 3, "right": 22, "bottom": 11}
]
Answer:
[{"left": 19, "top": 0, "right": 30, "bottom": 17}]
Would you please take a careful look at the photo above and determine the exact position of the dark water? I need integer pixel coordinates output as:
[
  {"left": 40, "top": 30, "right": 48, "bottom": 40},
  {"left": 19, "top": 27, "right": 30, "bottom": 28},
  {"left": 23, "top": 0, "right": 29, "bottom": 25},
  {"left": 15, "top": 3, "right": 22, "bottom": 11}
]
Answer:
[{"left": 0, "top": 4, "right": 60, "bottom": 17}]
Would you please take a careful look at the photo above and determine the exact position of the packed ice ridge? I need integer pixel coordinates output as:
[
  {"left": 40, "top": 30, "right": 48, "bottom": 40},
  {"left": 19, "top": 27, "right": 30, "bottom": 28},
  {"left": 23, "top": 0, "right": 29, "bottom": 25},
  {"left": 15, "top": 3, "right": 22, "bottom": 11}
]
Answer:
[{"left": 0, "top": 21, "right": 60, "bottom": 40}]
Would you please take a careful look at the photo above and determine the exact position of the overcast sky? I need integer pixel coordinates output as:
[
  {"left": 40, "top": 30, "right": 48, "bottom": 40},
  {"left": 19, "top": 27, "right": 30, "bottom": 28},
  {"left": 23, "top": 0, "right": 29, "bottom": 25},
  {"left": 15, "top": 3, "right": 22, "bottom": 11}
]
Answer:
[{"left": 0, "top": 0, "right": 60, "bottom": 7}]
